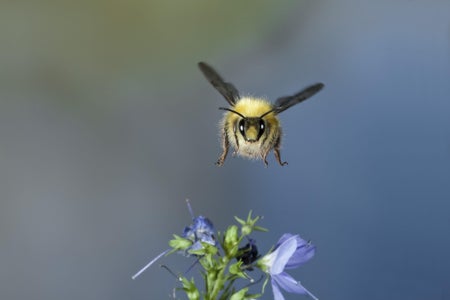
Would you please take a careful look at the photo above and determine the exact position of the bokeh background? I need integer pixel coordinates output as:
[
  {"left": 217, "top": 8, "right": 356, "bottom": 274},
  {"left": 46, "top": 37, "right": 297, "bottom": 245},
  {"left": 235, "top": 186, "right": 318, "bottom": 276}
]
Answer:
[{"left": 1, "top": 1, "right": 450, "bottom": 299}]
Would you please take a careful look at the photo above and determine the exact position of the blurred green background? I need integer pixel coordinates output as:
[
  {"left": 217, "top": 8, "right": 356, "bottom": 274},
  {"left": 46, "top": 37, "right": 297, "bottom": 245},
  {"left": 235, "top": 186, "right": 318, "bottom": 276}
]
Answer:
[{"left": 1, "top": 1, "right": 450, "bottom": 299}]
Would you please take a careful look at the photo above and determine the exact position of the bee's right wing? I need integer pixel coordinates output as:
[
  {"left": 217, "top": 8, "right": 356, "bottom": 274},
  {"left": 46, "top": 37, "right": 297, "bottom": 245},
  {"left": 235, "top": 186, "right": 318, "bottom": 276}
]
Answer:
[
  {"left": 198, "top": 62, "right": 240, "bottom": 106},
  {"left": 274, "top": 83, "right": 324, "bottom": 114}
]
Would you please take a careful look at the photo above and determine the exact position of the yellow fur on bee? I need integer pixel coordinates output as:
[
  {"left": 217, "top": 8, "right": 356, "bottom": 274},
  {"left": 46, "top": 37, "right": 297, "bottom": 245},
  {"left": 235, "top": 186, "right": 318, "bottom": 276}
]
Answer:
[
  {"left": 234, "top": 97, "right": 273, "bottom": 117},
  {"left": 221, "top": 97, "right": 280, "bottom": 135}
]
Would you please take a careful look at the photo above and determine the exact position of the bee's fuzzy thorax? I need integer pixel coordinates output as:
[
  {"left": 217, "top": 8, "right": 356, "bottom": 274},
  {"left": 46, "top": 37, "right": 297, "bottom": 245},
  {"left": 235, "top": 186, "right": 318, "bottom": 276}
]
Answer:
[
  {"left": 233, "top": 97, "right": 274, "bottom": 117},
  {"left": 229, "top": 97, "right": 280, "bottom": 128}
]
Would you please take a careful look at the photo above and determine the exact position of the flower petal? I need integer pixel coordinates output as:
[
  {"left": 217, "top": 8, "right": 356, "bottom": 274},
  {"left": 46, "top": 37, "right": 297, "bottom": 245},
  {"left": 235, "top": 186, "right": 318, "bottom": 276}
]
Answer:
[
  {"left": 285, "top": 242, "right": 315, "bottom": 269},
  {"left": 271, "top": 278, "right": 285, "bottom": 300},
  {"left": 274, "top": 233, "right": 295, "bottom": 248},
  {"left": 272, "top": 272, "right": 308, "bottom": 295},
  {"left": 270, "top": 235, "right": 298, "bottom": 274}
]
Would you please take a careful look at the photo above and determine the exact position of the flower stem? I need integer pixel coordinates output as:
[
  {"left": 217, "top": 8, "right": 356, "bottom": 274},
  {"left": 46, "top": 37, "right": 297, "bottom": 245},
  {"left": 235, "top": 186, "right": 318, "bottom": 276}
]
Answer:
[{"left": 208, "top": 256, "right": 229, "bottom": 300}]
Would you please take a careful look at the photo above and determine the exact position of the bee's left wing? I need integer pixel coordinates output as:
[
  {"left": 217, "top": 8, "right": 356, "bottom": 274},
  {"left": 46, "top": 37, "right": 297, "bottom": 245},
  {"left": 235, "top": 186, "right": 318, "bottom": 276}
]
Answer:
[
  {"left": 198, "top": 62, "right": 240, "bottom": 106},
  {"left": 274, "top": 83, "right": 324, "bottom": 114}
]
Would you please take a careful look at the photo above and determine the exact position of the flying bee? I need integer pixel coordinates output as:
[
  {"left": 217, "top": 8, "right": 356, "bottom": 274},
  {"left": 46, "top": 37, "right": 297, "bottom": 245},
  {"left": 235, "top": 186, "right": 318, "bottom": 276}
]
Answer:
[{"left": 198, "top": 62, "right": 324, "bottom": 167}]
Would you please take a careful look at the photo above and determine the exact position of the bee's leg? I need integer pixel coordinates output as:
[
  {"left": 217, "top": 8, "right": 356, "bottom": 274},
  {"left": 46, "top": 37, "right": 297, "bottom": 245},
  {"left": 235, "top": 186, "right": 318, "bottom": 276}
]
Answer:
[
  {"left": 273, "top": 136, "right": 288, "bottom": 166},
  {"left": 216, "top": 128, "right": 229, "bottom": 166},
  {"left": 262, "top": 152, "right": 269, "bottom": 167},
  {"left": 232, "top": 124, "right": 239, "bottom": 156},
  {"left": 232, "top": 142, "right": 239, "bottom": 157}
]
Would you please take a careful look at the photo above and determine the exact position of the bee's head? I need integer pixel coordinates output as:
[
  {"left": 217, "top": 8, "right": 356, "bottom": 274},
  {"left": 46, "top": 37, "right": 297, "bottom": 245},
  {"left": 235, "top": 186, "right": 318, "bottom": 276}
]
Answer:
[{"left": 220, "top": 107, "right": 274, "bottom": 143}]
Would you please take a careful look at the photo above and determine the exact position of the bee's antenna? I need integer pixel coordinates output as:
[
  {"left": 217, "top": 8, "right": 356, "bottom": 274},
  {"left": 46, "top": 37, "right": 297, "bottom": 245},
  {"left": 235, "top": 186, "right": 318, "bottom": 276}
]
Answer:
[
  {"left": 259, "top": 109, "right": 276, "bottom": 119},
  {"left": 219, "top": 107, "right": 247, "bottom": 119}
]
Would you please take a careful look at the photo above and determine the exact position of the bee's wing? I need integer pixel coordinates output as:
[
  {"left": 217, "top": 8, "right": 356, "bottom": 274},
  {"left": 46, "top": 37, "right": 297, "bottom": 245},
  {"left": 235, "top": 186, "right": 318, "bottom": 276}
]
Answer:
[
  {"left": 198, "top": 62, "right": 240, "bottom": 106},
  {"left": 274, "top": 83, "right": 324, "bottom": 114}
]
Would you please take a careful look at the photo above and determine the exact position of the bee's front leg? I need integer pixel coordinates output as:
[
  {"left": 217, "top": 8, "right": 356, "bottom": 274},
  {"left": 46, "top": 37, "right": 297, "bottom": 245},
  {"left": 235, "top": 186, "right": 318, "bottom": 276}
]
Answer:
[
  {"left": 232, "top": 122, "right": 239, "bottom": 157},
  {"left": 216, "top": 128, "right": 230, "bottom": 166},
  {"left": 262, "top": 153, "right": 269, "bottom": 167}
]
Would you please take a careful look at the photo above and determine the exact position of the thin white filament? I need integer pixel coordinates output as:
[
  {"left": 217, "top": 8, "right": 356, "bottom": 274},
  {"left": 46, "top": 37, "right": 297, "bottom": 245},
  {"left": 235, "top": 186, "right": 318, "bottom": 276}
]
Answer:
[
  {"left": 186, "top": 198, "right": 195, "bottom": 220},
  {"left": 131, "top": 249, "right": 170, "bottom": 280},
  {"left": 302, "top": 283, "right": 319, "bottom": 300}
]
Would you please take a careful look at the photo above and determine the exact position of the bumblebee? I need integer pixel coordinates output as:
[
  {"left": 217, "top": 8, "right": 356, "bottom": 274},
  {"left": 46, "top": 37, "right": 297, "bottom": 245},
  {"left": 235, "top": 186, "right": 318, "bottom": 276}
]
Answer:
[{"left": 198, "top": 62, "right": 324, "bottom": 167}]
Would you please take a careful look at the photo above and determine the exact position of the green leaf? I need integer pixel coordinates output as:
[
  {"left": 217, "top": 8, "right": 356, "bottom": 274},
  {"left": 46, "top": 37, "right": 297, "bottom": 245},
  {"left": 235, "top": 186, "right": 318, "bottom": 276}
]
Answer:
[
  {"left": 169, "top": 234, "right": 192, "bottom": 251},
  {"left": 230, "top": 287, "right": 248, "bottom": 300},
  {"left": 181, "top": 277, "right": 200, "bottom": 300},
  {"left": 223, "top": 225, "right": 239, "bottom": 257},
  {"left": 228, "top": 261, "right": 247, "bottom": 279},
  {"left": 235, "top": 211, "right": 268, "bottom": 236}
]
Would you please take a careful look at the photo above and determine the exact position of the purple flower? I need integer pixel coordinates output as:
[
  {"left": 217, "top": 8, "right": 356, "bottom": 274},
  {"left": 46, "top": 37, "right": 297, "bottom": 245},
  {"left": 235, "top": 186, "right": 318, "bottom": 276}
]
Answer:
[
  {"left": 259, "top": 234, "right": 318, "bottom": 300},
  {"left": 182, "top": 215, "right": 216, "bottom": 254},
  {"left": 132, "top": 200, "right": 216, "bottom": 279}
]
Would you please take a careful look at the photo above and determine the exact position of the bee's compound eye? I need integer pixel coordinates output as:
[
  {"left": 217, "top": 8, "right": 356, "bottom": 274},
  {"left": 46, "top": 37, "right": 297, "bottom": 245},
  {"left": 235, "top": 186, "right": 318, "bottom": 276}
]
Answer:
[
  {"left": 259, "top": 120, "right": 265, "bottom": 132},
  {"left": 238, "top": 119, "right": 245, "bottom": 135}
]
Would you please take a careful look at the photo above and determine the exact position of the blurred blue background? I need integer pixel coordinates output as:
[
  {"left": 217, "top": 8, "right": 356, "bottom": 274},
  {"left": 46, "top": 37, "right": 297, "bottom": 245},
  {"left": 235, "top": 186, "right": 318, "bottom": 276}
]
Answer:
[{"left": 1, "top": 1, "right": 450, "bottom": 299}]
